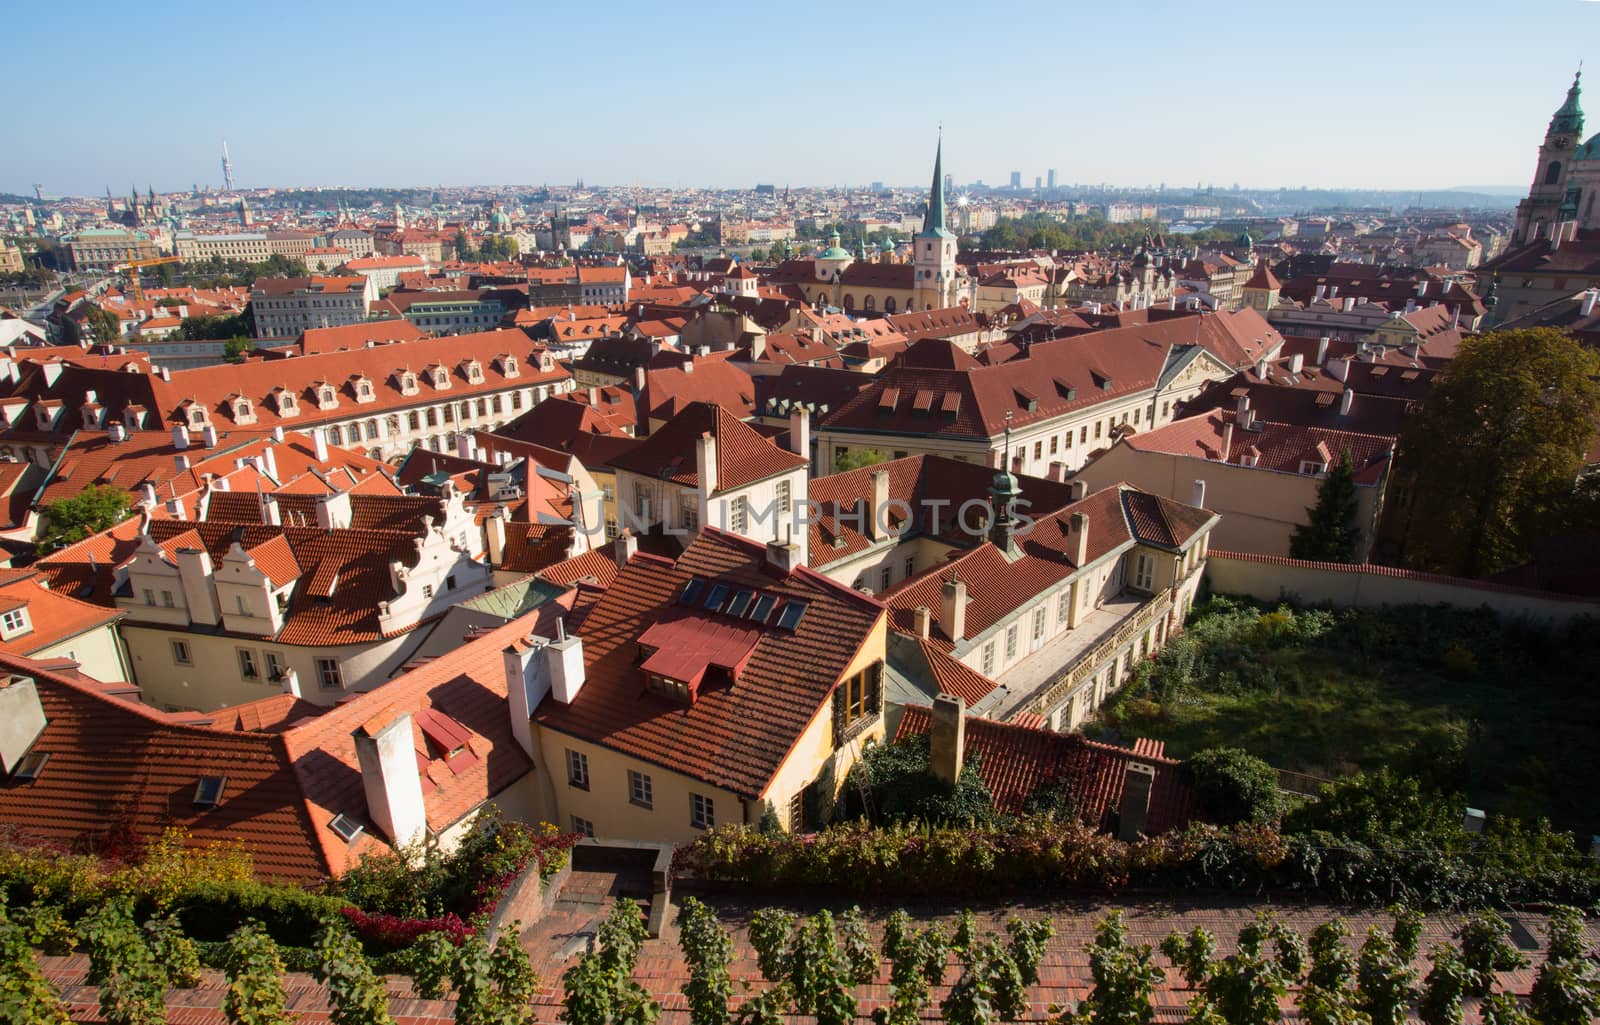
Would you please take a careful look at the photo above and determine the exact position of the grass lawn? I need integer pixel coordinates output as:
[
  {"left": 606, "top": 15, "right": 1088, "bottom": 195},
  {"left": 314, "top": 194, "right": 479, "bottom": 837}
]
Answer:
[{"left": 1092, "top": 596, "right": 1600, "bottom": 832}]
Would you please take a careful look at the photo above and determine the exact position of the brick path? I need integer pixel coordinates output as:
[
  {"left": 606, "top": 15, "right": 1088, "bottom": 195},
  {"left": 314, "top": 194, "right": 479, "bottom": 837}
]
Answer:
[{"left": 37, "top": 866, "right": 1599, "bottom": 1023}]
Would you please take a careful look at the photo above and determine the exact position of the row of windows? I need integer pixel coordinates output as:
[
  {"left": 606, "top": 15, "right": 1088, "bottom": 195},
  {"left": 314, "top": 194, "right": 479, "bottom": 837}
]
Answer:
[
  {"left": 168, "top": 641, "right": 344, "bottom": 690},
  {"left": 566, "top": 750, "right": 717, "bottom": 830}
]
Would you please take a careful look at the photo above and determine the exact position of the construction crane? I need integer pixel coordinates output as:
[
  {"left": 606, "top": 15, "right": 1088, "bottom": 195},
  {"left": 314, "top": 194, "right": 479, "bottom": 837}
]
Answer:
[{"left": 113, "top": 256, "right": 182, "bottom": 304}]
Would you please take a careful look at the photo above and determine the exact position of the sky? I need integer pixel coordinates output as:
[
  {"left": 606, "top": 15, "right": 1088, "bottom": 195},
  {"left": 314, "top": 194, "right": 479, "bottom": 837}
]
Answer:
[{"left": 7, "top": 0, "right": 1600, "bottom": 197}]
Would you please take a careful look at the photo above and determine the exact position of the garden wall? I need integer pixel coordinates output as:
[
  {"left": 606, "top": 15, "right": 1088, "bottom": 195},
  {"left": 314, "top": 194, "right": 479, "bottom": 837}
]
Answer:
[{"left": 1207, "top": 551, "right": 1600, "bottom": 624}]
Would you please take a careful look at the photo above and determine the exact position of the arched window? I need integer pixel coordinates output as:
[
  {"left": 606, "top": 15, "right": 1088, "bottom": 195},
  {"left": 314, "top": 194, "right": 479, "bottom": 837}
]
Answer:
[
  {"left": 1546, "top": 161, "right": 1563, "bottom": 186},
  {"left": 884, "top": 297, "right": 897, "bottom": 314},
  {"left": 863, "top": 295, "right": 875, "bottom": 312},
  {"left": 843, "top": 294, "right": 856, "bottom": 311},
  {"left": 365, "top": 419, "right": 379, "bottom": 440},
  {"left": 327, "top": 425, "right": 342, "bottom": 445}
]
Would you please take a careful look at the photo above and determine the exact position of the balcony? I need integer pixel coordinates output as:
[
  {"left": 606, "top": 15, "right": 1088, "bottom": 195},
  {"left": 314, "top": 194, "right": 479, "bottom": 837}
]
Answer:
[{"left": 989, "top": 590, "right": 1171, "bottom": 722}]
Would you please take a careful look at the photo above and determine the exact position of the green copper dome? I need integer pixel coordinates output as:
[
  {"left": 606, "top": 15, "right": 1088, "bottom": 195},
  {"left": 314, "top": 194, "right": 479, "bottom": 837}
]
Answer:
[{"left": 819, "top": 230, "right": 851, "bottom": 261}]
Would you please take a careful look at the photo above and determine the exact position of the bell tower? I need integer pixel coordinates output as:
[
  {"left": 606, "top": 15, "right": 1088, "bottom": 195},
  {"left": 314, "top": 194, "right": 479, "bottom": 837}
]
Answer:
[
  {"left": 1515, "top": 70, "right": 1584, "bottom": 245},
  {"left": 914, "top": 134, "right": 957, "bottom": 311}
]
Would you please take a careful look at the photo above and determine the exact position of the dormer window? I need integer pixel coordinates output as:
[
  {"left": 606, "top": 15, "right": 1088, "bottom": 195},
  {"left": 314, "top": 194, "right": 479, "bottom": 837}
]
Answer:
[
  {"left": 1299, "top": 460, "right": 1328, "bottom": 476},
  {"left": 539, "top": 352, "right": 554, "bottom": 372},
  {"left": 275, "top": 389, "right": 299, "bottom": 417},
  {"left": 81, "top": 404, "right": 104, "bottom": 429},
  {"left": 462, "top": 360, "right": 484, "bottom": 384},
  {"left": 353, "top": 376, "right": 375, "bottom": 403},
  {"left": 0, "top": 607, "right": 31, "bottom": 639},
  {"left": 317, "top": 385, "right": 338, "bottom": 410},
  {"left": 187, "top": 407, "right": 207, "bottom": 428},
  {"left": 428, "top": 366, "right": 450, "bottom": 389},
  {"left": 233, "top": 398, "right": 255, "bottom": 424},
  {"left": 497, "top": 354, "right": 519, "bottom": 378},
  {"left": 397, "top": 371, "right": 419, "bottom": 396},
  {"left": 123, "top": 406, "right": 144, "bottom": 431}
]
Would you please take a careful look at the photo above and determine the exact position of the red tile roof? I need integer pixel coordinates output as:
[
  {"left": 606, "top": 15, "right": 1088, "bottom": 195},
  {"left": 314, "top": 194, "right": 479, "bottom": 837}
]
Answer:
[
  {"left": 895, "top": 705, "right": 1199, "bottom": 830},
  {"left": 0, "top": 570, "right": 123, "bottom": 656},
  {"left": 1123, "top": 410, "right": 1395, "bottom": 482},
  {"left": 533, "top": 528, "right": 885, "bottom": 799},
  {"left": 610, "top": 402, "right": 806, "bottom": 494}
]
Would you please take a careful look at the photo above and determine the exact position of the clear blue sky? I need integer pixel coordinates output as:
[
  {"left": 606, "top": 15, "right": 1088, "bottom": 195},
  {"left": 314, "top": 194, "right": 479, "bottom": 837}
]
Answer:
[{"left": 8, "top": 0, "right": 1599, "bottom": 196}]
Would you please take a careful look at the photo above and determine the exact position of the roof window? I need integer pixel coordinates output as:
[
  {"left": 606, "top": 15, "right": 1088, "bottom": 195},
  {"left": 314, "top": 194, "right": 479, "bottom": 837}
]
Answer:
[{"left": 193, "top": 775, "right": 227, "bottom": 809}]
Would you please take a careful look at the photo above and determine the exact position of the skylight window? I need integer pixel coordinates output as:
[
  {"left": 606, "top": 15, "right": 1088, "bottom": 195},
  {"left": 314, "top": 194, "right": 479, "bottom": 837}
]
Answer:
[
  {"left": 776, "top": 601, "right": 808, "bottom": 631},
  {"left": 329, "top": 813, "right": 365, "bottom": 843},
  {"left": 193, "top": 775, "right": 227, "bottom": 809},
  {"left": 749, "top": 593, "right": 777, "bottom": 622},
  {"left": 701, "top": 583, "right": 730, "bottom": 611},
  {"left": 678, "top": 578, "right": 704, "bottom": 606},
  {"left": 11, "top": 750, "right": 48, "bottom": 783},
  {"left": 724, "top": 589, "right": 754, "bottom": 618}
]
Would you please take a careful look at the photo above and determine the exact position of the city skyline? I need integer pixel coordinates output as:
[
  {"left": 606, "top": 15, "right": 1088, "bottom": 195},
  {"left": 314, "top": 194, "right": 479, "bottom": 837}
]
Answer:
[{"left": 5, "top": 1, "right": 1599, "bottom": 196}]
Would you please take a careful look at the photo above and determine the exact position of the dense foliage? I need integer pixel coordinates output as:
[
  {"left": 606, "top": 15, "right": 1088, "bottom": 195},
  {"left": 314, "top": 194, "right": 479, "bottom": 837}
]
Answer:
[
  {"left": 561, "top": 899, "right": 658, "bottom": 1025},
  {"left": 975, "top": 213, "right": 1168, "bottom": 252},
  {"left": 38, "top": 483, "right": 133, "bottom": 549},
  {"left": 1391, "top": 327, "right": 1600, "bottom": 577},
  {"left": 1096, "top": 595, "right": 1600, "bottom": 830},
  {"left": 677, "top": 812, "right": 1600, "bottom": 908},
  {"left": 842, "top": 732, "right": 997, "bottom": 825},
  {"left": 1182, "top": 747, "right": 1282, "bottom": 825},
  {"left": 1290, "top": 452, "right": 1362, "bottom": 563}
]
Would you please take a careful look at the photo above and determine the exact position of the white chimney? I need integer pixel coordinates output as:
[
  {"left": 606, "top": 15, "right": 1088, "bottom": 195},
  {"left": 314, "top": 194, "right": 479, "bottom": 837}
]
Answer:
[
  {"left": 868, "top": 469, "right": 890, "bottom": 541},
  {"left": 202, "top": 424, "right": 219, "bottom": 448},
  {"left": 485, "top": 507, "right": 507, "bottom": 564},
  {"left": 260, "top": 446, "right": 278, "bottom": 482},
  {"left": 765, "top": 533, "right": 801, "bottom": 574},
  {"left": 547, "top": 620, "right": 586, "bottom": 704},
  {"left": 1288, "top": 353, "right": 1304, "bottom": 374},
  {"left": 695, "top": 431, "right": 718, "bottom": 495},
  {"left": 615, "top": 530, "right": 638, "bottom": 570},
  {"left": 1236, "top": 393, "right": 1251, "bottom": 420},
  {"left": 456, "top": 433, "right": 476, "bottom": 462},
  {"left": 929, "top": 693, "right": 966, "bottom": 784},
  {"left": 1328, "top": 357, "right": 1350, "bottom": 383},
  {"left": 940, "top": 573, "right": 967, "bottom": 642},
  {"left": 1071, "top": 511, "right": 1089, "bottom": 566},
  {"left": 166, "top": 495, "right": 187, "bottom": 520},
  {"left": 312, "top": 427, "right": 329, "bottom": 462},
  {"left": 281, "top": 667, "right": 302, "bottom": 699},
  {"left": 1316, "top": 336, "right": 1330, "bottom": 365},
  {"left": 0, "top": 676, "right": 47, "bottom": 774},
  {"left": 271, "top": 426, "right": 286, "bottom": 443},
  {"left": 1118, "top": 762, "right": 1157, "bottom": 841},
  {"left": 1340, "top": 388, "right": 1354, "bottom": 416},
  {"left": 175, "top": 453, "right": 190, "bottom": 472},
  {"left": 172, "top": 425, "right": 190, "bottom": 450},
  {"left": 316, "top": 490, "right": 352, "bottom": 530},
  {"left": 259, "top": 490, "right": 281, "bottom": 526},
  {"left": 1068, "top": 479, "right": 1088, "bottom": 501},
  {"left": 353, "top": 710, "right": 429, "bottom": 848},
  {"left": 502, "top": 641, "right": 544, "bottom": 757},
  {"left": 108, "top": 422, "right": 126, "bottom": 443},
  {"left": 174, "top": 548, "right": 220, "bottom": 626},
  {"left": 913, "top": 606, "right": 931, "bottom": 639},
  {"left": 1220, "top": 421, "right": 1234, "bottom": 461},
  {"left": 789, "top": 406, "right": 811, "bottom": 458},
  {"left": 1583, "top": 289, "right": 1599, "bottom": 318},
  {"left": 140, "top": 483, "right": 158, "bottom": 508},
  {"left": 1191, "top": 479, "right": 1207, "bottom": 508}
]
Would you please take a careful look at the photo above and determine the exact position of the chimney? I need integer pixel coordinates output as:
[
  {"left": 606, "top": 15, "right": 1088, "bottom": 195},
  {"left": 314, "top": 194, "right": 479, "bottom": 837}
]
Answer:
[
  {"left": 1220, "top": 421, "right": 1234, "bottom": 462},
  {"left": 502, "top": 641, "right": 545, "bottom": 757},
  {"left": 353, "top": 710, "right": 429, "bottom": 848},
  {"left": 1235, "top": 393, "right": 1250, "bottom": 421},
  {"left": 1288, "top": 353, "right": 1303, "bottom": 374},
  {"left": 615, "top": 529, "right": 639, "bottom": 569},
  {"left": 139, "top": 483, "right": 158, "bottom": 508},
  {"left": 588, "top": 386, "right": 599, "bottom": 405},
  {"left": 0, "top": 676, "right": 47, "bottom": 774},
  {"left": 202, "top": 424, "right": 219, "bottom": 448},
  {"left": 1068, "top": 479, "right": 1087, "bottom": 501},
  {"left": 1191, "top": 479, "right": 1207, "bottom": 508},
  {"left": 940, "top": 573, "right": 967, "bottom": 642},
  {"left": 281, "top": 667, "right": 302, "bottom": 699},
  {"left": 271, "top": 426, "right": 286, "bottom": 443},
  {"left": 174, "top": 548, "right": 220, "bottom": 626},
  {"left": 456, "top": 433, "right": 475, "bottom": 462},
  {"left": 695, "top": 430, "right": 718, "bottom": 495},
  {"left": 485, "top": 507, "right": 507, "bottom": 564},
  {"left": 1327, "top": 357, "right": 1350, "bottom": 382},
  {"left": 1583, "top": 289, "right": 1599, "bottom": 318},
  {"left": 1117, "top": 761, "right": 1157, "bottom": 840},
  {"left": 260, "top": 446, "right": 278, "bottom": 482},
  {"left": 868, "top": 468, "right": 890, "bottom": 541},
  {"left": 632, "top": 365, "right": 646, "bottom": 393},
  {"left": 929, "top": 693, "right": 966, "bottom": 785},
  {"left": 547, "top": 620, "right": 586, "bottom": 704},
  {"left": 913, "top": 606, "right": 932, "bottom": 639},
  {"left": 788, "top": 406, "right": 810, "bottom": 458},
  {"left": 1340, "top": 388, "right": 1354, "bottom": 416},
  {"left": 172, "top": 425, "right": 190, "bottom": 450},
  {"left": 1343, "top": 296, "right": 1356, "bottom": 313},
  {"left": 765, "top": 532, "right": 801, "bottom": 574},
  {"left": 1328, "top": 284, "right": 1339, "bottom": 299},
  {"left": 316, "top": 489, "right": 352, "bottom": 530},
  {"left": 259, "top": 490, "right": 281, "bottom": 526},
  {"left": 1071, "top": 511, "right": 1089, "bottom": 566},
  {"left": 313, "top": 427, "right": 329, "bottom": 462},
  {"left": 166, "top": 495, "right": 187, "bottom": 520},
  {"left": 1314, "top": 284, "right": 1325, "bottom": 300},
  {"left": 1254, "top": 356, "right": 1268, "bottom": 379},
  {"left": 1316, "top": 336, "right": 1330, "bottom": 364},
  {"left": 108, "top": 422, "right": 126, "bottom": 443},
  {"left": 174, "top": 453, "right": 191, "bottom": 473}
]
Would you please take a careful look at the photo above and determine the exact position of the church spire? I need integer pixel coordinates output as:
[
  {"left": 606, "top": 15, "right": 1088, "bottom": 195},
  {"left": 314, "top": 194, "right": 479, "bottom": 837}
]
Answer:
[
  {"left": 920, "top": 132, "right": 952, "bottom": 239},
  {"left": 1551, "top": 68, "right": 1584, "bottom": 136}
]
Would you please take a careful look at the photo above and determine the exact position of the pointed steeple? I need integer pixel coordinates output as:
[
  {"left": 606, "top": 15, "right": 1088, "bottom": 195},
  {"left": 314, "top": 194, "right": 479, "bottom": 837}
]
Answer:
[
  {"left": 919, "top": 133, "right": 953, "bottom": 240},
  {"left": 1551, "top": 68, "right": 1584, "bottom": 137}
]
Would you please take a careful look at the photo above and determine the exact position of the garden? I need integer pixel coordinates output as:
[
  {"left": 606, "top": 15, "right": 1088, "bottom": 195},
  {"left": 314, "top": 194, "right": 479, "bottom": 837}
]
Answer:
[{"left": 1089, "top": 595, "right": 1600, "bottom": 832}]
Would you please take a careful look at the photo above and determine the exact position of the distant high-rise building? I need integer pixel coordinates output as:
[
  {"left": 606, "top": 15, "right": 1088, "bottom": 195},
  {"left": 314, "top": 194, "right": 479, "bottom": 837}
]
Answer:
[
  {"left": 943, "top": 173, "right": 953, "bottom": 195},
  {"left": 220, "top": 141, "right": 235, "bottom": 192},
  {"left": 1009, "top": 171, "right": 1022, "bottom": 189},
  {"left": 1047, "top": 169, "right": 1057, "bottom": 189},
  {"left": 1034, "top": 176, "right": 1042, "bottom": 190}
]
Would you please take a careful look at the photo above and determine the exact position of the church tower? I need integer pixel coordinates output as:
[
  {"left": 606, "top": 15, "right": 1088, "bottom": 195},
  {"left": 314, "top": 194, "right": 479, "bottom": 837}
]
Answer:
[
  {"left": 1514, "top": 70, "right": 1584, "bottom": 245},
  {"left": 914, "top": 135, "right": 957, "bottom": 311}
]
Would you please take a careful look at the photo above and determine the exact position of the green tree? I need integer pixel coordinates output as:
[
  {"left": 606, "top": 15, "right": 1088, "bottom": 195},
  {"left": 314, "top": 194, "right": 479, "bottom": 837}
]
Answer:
[
  {"left": 560, "top": 900, "right": 657, "bottom": 1025},
  {"left": 313, "top": 919, "right": 393, "bottom": 1025},
  {"left": 1527, "top": 906, "right": 1600, "bottom": 1025},
  {"left": 454, "top": 230, "right": 476, "bottom": 262},
  {"left": 1056, "top": 911, "right": 1164, "bottom": 1025},
  {"left": 39, "top": 483, "right": 133, "bottom": 548},
  {"left": 85, "top": 304, "right": 122, "bottom": 345},
  {"left": 1394, "top": 327, "right": 1600, "bottom": 577},
  {"left": 1290, "top": 452, "right": 1362, "bottom": 562},
  {"left": 677, "top": 899, "right": 732, "bottom": 1025},
  {"left": 834, "top": 448, "right": 891, "bottom": 472},
  {"left": 0, "top": 900, "right": 71, "bottom": 1025},
  {"left": 223, "top": 337, "right": 254, "bottom": 364},
  {"left": 1183, "top": 747, "right": 1282, "bottom": 825}
]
